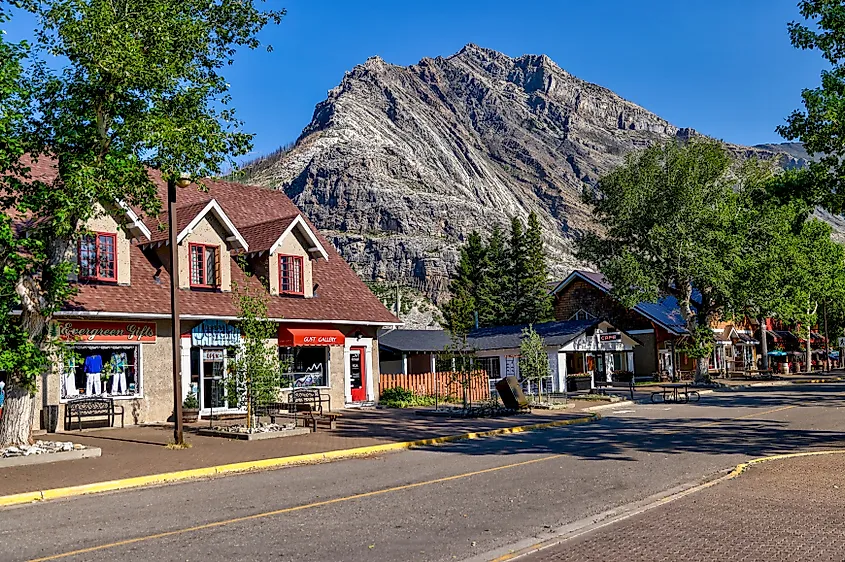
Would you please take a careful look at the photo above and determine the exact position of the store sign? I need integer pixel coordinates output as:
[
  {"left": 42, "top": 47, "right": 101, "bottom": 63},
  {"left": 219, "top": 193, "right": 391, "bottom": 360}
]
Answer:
[
  {"left": 278, "top": 327, "right": 345, "bottom": 347},
  {"left": 599, "top": 333, "right": 621, "bottom": 342},
  {"left": 203, "top": 349, "right": 225, "bottom": 361},
  {"left": 191, "top": 320, "right": 242, "bottom": 347},
  {"left": 60, "top": 320, "right": 156, "bottom": 343}
]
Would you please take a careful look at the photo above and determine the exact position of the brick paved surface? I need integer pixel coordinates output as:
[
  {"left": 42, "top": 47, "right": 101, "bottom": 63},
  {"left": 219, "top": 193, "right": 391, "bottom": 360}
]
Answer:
[
  {"left": 0, "top": 407, "right": 590, "bottom": 494},
  {"left": 525, "top": 453, "right": 845, "bottom": 561}
]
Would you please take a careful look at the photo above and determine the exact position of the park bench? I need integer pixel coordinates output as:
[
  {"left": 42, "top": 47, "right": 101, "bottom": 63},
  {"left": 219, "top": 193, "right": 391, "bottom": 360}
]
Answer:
[
  {"left": 64, "top": 397, "right": 124, "bottom": 431},
  {"left": 592, "top": 379, "right": 634, "bottom": 401},
  {"left": 288, "top": 388, "right": 332, "bottom": 414}
]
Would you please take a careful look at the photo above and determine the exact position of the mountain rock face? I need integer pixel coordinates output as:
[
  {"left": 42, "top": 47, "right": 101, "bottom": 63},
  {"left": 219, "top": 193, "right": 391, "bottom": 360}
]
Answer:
[{"left": 243, "top": 44, "right": 804, "bottom": 301}]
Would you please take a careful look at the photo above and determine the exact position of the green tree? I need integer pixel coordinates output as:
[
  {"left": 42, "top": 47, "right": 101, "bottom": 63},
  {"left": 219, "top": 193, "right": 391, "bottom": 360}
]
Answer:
[
  {"left": 507, "top": 217, "right": 528, "bottom": 323},
  {"left": 443, "top": 231, "right": 486, "bottom": 334},
  {"left": 0, "top": 0, "right": 283, "bottom": 446},
  {"left": 514, "top": 212, "right": 553, "bottom": 325},
  {"left": 226, "top": 283, "right": 290, "bottom": 431},
  {"left": 481, "top": 225, "right": 510, "bottom": 325},
  {"left": 577, "top": 138, "right": 774, "bottom": 383},
  {"left": 778, "top": 1, "right": 845, "bottom": 211},
  {"left": 518, "top": 325, "right": 551, "bottom": 403}
]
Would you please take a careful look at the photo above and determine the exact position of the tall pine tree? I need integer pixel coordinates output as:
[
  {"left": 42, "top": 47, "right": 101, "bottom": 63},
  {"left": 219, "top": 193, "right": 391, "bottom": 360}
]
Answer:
[
  {"left": 518, "top": 212, "right": 553, "bottom": 324},
  {"left": 479, "top": 226, "right": 509, "bottom": 326},
  {"left": 443, "top": 231, "right": 486, "bottom": 334}
]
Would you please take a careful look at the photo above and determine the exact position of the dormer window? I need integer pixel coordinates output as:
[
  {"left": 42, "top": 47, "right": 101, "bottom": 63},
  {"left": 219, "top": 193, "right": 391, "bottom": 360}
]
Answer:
[
  {"left": 79, "top": 232, "right": 117, "bottom": 282},
  {"left": 279, "top": 254, "right": 304, "bottom": 295},
  {"left": 190, "top": 243, "right": 219, "bottom": 288}
]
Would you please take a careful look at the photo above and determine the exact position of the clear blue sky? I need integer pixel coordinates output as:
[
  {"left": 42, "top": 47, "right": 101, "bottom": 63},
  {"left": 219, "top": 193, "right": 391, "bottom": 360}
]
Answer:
[{"left": 3, "top": 0, "right": 828, "bottom": 162}]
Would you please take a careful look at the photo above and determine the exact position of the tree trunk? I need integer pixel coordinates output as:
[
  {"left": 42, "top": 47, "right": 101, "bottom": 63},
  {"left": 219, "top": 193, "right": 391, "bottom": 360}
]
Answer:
[
  {"left": 0, "top": 384, "right": 35, "bottom": 447},
  {"left": 806, "top": 326, "right": 813, "bottom": 374},
  {"left": 759, "top": 317, "right": 769, "bottom": 371},
  {"left": 695, "top": 356, "right": 709, "bottom": 384}
]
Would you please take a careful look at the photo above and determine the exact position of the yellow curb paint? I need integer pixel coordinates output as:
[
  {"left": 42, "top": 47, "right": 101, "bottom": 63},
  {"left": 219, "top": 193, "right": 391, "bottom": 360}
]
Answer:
[
  {"left": 0, "top": 414, "right": 599, "bottom": 509},
  {"left": 0, "top": 491, "right": 43, "bottom": 507}
]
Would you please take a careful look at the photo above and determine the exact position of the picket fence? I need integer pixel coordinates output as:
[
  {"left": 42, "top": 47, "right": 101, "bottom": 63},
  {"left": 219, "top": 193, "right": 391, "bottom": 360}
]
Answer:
[{"left": 378, "top": 371, "right": 491, "bottom": 403}]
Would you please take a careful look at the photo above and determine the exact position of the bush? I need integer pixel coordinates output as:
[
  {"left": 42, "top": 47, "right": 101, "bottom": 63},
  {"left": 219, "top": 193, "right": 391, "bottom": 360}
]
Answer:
[
  {"left": 183, "top": 392, "right": 199, "bottom": 409},
  {"left": 379, "top": 386, "right": 436, "bottom": 408}
]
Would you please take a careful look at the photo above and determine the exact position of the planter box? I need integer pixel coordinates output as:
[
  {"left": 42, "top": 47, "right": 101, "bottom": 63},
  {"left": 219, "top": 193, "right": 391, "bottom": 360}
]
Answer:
[
  {"left": 0, "top": 447, "right": 101, "bottom": 469},
  {"left": 566, "top": 377, "right": 592, "bottom": 392},
  {"left": 197, "top": 427, "right": 310, "bottom": 441}
]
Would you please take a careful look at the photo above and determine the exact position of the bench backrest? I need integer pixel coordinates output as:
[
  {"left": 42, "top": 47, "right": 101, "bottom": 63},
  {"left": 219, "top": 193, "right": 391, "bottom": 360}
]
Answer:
[
  {"left": 67, "top": 399, "right": 113, "bottom": 416},
  {"left": 289, "top": 388, "right": 320, "bottom": 406}
]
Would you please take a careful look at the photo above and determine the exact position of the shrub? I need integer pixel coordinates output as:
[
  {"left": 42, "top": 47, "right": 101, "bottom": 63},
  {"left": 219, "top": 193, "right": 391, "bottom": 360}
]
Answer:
[
  {"left": 183, "top": 392, "right": 199, "bottom": 409},
  {"left": 379, "top": 386, "right": 436, "bottom": 408}
]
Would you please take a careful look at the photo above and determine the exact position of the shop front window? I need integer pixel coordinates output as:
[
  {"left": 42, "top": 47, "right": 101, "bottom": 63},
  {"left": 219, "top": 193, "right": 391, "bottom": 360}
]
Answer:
[
  {"left": 62, "top": 345, "right": 139, "bottom": 399},
  {"left": 279, "top": 346, "right": 328, "bottom": 387}
]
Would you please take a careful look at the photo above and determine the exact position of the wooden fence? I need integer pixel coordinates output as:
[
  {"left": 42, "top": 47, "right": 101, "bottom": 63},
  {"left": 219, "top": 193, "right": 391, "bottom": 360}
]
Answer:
[{"left": 379, "top": 371, "right": 491, "bottom": 403}]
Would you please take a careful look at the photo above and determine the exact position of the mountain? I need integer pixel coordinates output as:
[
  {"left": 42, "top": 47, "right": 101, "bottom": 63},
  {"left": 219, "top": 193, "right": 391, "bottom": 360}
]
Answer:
[{"left": 241, "top": 44, "right": 805, "bottom": 301}]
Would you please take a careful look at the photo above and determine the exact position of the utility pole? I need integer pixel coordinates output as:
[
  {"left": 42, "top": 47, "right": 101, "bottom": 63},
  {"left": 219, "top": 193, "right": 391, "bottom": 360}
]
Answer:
[
  {"left": 168, "top": 173, "right": 192, "bottom": 446},
  {"left": 824, "top": 303, "right": 830, "bottom": 373}
]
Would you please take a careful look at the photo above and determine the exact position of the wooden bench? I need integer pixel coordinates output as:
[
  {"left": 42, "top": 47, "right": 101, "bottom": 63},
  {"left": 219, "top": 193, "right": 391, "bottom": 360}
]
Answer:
[
  {"left": 288, "top": 388, "right": 331, "bottom": 414},
  {"left": 593, "top": 379, "right": 634, "bottom": 400},
  {"left": 64, "top": 398, "right": 124, "bottom": 431}
]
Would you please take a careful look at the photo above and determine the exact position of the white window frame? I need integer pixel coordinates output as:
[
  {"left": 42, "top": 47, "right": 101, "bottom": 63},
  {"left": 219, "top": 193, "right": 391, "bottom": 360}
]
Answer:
[{"left": 59, "top": 343, "right": 143, "bottom": 403}]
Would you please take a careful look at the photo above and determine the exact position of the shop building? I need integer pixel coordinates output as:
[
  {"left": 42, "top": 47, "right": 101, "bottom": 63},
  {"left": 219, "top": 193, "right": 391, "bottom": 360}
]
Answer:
[
  {"left": 551, "top": 271, "right": 694, "bottom": 377},
  {"left": 379, "top": 319, "right": 640, "bottom": 396},
  {"left": 21, "top": 164, "right": 399, "bottom": 429}
]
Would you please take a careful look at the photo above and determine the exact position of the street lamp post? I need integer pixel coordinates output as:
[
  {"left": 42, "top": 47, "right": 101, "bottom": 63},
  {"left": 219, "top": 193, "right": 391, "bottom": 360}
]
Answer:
[{"left": 168, "top": 173, "right": 192, "bottom": 445}]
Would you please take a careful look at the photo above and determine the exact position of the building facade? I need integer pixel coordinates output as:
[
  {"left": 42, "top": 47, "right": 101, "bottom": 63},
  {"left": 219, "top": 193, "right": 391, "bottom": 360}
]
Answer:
[{"left": 19, "top": 165, "right": 399, "bottom": 429}]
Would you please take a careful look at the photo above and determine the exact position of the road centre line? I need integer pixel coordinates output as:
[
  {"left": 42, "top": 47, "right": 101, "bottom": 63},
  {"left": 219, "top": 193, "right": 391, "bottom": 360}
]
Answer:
[{"left": 26, "top": 401, "right": 804, "bottom": 562}]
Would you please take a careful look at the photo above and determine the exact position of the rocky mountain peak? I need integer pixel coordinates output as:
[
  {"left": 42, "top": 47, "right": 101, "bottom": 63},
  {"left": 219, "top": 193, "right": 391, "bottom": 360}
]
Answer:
[{"left": 242, "top": 45, "right": 808, "bottom": 303}]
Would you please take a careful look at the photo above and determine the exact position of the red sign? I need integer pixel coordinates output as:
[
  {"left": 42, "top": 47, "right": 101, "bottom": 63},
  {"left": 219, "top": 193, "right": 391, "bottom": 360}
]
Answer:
[
  {"left": 599, "top": 333, "right": 621, "bottom": 342},
  {"left": 59, "top": 320, "right": 157, "bottom": 343},
  {"left": 278, "top": 327, "right": 345, "bottom": 347}
]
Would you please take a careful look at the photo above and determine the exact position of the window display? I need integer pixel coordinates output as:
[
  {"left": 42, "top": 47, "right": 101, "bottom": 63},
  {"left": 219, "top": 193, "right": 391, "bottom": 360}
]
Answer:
[
  {"left": 62, "top": 345, "right": 139, "bottom": 399},
  {"left": 279, "top": 346, "right": 328, "bottom": 387}
]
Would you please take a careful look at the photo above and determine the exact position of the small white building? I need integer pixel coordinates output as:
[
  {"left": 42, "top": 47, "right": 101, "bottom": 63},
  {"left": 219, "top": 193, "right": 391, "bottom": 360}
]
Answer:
[{"left": 379, "top": 319, "right": 640, "bottom": 395}]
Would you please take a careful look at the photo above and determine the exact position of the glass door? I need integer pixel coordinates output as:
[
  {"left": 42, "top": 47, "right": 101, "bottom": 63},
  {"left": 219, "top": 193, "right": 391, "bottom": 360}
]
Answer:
[{"left": 200, "top": 348, "right": 228, "bottom": 411}]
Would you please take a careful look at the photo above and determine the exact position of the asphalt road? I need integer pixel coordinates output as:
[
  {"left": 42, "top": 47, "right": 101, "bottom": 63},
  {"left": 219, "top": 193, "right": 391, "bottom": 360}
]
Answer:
[{"left": 3, "top": 384, "right": 845, "bottom": 562}]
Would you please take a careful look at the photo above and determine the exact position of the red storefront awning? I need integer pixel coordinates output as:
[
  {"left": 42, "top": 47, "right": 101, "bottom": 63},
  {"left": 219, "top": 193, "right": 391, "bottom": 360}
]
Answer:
[{"left": 278, "top": 327, "right": 345, "bottom": 347}]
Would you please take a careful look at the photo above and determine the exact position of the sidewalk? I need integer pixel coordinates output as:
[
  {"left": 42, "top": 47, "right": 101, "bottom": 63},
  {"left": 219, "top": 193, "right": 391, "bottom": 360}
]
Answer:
[
  {"left": 523, "top": 451, "right": 845, "bottom": 561},
  {"left": 1, "top": 408, "right": 592, "bottom": 496}
]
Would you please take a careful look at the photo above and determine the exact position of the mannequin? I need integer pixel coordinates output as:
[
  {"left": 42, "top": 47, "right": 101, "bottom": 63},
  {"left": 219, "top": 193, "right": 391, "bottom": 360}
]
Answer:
[
  {"left": 84, "top": 354, "right": 103, "bottom": 395},
  {"left": 110, "top": 352, "right": 127, "bottom": 394}
]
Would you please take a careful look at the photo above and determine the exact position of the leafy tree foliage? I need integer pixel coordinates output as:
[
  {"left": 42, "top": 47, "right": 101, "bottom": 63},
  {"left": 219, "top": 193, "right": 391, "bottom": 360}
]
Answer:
[
  {"left": 778, "top": 1, "right": 845, "bottom": 211},
  {"left": 0, "top": 0, "right": 283, "bottom": 446},
  {"left": 578, "top": 139, "right": 788, "bottom": 382},
  {"left": 518, "top": 325, "right": 550, "bottom": 403},
  {"left": 225, "top": 283, "right": 291, "bottom": 431}
]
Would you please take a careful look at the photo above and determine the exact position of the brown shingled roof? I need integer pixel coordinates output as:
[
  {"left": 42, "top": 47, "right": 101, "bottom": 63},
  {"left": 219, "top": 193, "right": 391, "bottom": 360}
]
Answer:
[
  {"left": 144, "top": 199, "right": 213, "bottom": 243},
  {"left": 239, "top": 216, "right": 298, "bottom": 253},
  {"left": 9, "top": 159, "right": 399, "bottom": 325}
]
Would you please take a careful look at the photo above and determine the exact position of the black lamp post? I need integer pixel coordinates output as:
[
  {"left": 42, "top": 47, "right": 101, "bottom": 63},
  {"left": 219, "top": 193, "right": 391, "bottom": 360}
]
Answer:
[{"left": 168, "top": 173, "right": 192, "bottom": 445}]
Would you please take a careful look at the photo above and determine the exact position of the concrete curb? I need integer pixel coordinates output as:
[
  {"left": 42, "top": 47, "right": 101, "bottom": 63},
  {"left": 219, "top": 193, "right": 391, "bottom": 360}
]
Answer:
[
  {"left": 480, "top": 448, "right": 845, "bottom": 561},
  {"left": 0, "top": 413, "right": 600, "bottom": 508}
]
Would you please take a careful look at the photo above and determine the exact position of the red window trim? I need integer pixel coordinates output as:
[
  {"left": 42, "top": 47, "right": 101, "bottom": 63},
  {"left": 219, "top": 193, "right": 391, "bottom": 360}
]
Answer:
[
  {"left": 78, "top": 232, "right": 118, "bottom": 283},
  {"left": 189, "top": 243, "right": 220, "bottom": 289},
  {"left": 278, "top": 254, "right": 305, "bottom": 296}
]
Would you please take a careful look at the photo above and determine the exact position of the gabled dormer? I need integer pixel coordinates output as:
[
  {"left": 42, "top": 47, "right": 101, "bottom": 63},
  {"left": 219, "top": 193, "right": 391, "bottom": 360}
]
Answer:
[
  {"left": 138, "top": 198, "right": 248, "bottom": 292},
  {"left": 241, "top": 215, "right": 328, "bottom": 298},
  {"left": 76, "top": 201, "right": 152, "bottom": 286}
]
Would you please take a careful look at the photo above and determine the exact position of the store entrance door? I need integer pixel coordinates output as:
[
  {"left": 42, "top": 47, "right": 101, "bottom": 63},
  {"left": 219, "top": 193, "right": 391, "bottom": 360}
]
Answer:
[
  {"left": 200, "top": 348, "right": 231, "bottom": 412},
  {"left": 349, "top": 347, "right": 367, "bottom": 402}
]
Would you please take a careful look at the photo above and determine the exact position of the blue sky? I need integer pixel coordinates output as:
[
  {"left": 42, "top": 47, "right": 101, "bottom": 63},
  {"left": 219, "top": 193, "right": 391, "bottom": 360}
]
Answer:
[{"left": 3, "top": 0, "right": 828, "bottom": 162}]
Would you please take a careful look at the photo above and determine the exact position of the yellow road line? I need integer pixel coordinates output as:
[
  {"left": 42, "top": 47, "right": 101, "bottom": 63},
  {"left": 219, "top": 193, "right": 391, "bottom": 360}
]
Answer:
[
  {"left": 26, "top": 401, "right": 808, "bottom": 561},
  {"left": 27, "top": 454, "right": 567, "bottom": 562}
]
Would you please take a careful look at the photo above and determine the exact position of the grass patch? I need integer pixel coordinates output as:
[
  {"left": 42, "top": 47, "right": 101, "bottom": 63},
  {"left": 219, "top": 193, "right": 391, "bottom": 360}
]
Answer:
[{"left": 166, "top": 441, "right": 193, "bottom": 450}]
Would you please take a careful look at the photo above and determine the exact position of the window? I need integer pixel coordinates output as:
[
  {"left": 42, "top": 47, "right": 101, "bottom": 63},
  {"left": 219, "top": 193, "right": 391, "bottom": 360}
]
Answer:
[
  {"left": 279, "top": 255, "right": 304, "bottom": 295},
  {"left": 569, "top": 309, "right": 596, "bottom": 321},
  {"left": 476, "top": 357, "right": 501, "bottom": 379},
  {"left": 190, "top": 244, "right": 219, "bottom": 288},
  {"left": 279, "top": 346, "right": 328, "bottom": 387},
  {"left": 61, "top": 345, "right": 139, "bottom": 400},
  {"left": 78, "top": 233, "right": 117, "bottom": 282}
]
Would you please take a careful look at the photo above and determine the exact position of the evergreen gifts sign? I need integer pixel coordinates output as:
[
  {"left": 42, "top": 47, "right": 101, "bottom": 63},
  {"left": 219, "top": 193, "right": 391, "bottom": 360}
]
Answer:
[{"left": 59, "top": 320, "right": 157, "bottom": 343}]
